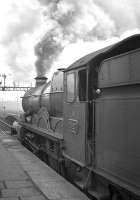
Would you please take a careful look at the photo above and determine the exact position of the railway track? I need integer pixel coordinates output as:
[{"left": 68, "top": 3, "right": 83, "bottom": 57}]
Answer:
[{"left": 0, "top": 118, "right": 12, "bottom": 135}]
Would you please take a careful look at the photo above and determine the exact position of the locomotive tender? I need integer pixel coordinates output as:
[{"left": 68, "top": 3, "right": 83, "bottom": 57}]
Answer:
[{"left": 20, "top": 34, "right": 140, "bottom": 200}]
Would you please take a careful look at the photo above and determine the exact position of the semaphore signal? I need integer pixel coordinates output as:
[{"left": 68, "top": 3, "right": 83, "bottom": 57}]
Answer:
[{"left": 0, "top": 74, "right": 33, "bottom": 91}]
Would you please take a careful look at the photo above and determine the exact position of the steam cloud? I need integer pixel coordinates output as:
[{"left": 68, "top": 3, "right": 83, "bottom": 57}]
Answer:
[
  {"left": 35, "top": 31, "right": 63, "bottom": 76},
  {"left": 35, "top": 0, "right": 140, "bottom": 76},
  {"left": 0, "top": 0, "right": 140, "bottom": 81}
]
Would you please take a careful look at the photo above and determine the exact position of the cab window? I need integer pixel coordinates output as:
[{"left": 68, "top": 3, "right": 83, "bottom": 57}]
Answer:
[
  {"left": 78, "top": 69, "right": 87, "bottom": 101},
  {"left": 66, "top": 72, "right": 75, "bottom": 102}
]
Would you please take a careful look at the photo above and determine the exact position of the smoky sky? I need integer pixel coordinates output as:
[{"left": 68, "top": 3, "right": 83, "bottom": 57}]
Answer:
[
  {"left": 0, "top": 0, "right": 140, "bottom": 81},
  {"left": 0, "top": 1, "right": 42, "bottom": 81},
  {"left": 35, "top": 0, "right": 140, "bottom": 76}
]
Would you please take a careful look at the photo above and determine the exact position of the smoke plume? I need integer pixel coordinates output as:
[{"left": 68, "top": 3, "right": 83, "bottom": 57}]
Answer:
[
  {"left": 35, "top": 30, "right": 63, "bottom": 76},
  {"left": 0, "top": 0, "right": 140, "bottom": 81},
  {"left": 35, "top": 0, "right": 140, "bottom": 76}
]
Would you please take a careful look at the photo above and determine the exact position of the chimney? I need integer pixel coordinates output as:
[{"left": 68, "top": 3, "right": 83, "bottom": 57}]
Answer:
[{"left": 35, "top": 76, "right": 48, "bottom": 87}]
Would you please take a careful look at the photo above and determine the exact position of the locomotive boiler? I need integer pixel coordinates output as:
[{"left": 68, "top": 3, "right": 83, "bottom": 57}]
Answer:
[{"left": 19, "top": 34, "right": 140, "bottom": 200}]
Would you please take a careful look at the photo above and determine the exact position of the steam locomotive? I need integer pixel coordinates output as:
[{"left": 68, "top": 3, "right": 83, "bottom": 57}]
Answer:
[{"left": 19, "top": 34, "right": 140, "bottom": 200}]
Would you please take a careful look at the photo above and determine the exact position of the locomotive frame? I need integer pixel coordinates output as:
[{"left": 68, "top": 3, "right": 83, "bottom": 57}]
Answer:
[{"left": 19, "top": 34, "right": 140, "bottom": 200}]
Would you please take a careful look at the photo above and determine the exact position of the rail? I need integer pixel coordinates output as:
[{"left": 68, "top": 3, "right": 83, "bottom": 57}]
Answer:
[
  {"left": 0, "top": 118, "right": 12, "bottom": 129},
  {"left": 0, "top": 118, "right": 13, "bottom": 135}
]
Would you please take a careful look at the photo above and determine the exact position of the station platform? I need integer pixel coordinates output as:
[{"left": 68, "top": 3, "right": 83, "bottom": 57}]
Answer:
[{"left": 0, "top": 130, "right": 89, "bottom": 200}]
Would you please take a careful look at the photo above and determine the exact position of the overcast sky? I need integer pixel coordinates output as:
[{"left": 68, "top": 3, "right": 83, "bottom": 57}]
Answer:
[{"left": 0, "top": 0, "right": 140, "bottom": 86}]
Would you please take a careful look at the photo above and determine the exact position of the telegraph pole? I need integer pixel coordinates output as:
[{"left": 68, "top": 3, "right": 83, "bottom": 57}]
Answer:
[
  {"left": 2, "top": 74, "right": 7, "bottom": 88},
  {"left": 2, "top": 74, "right": 6, "bottom": 89},
  {"left": 0, "top": 74, "right": 7, "bottom": 90}
]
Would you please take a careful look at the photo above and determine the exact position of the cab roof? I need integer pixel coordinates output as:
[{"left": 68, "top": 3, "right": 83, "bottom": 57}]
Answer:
[{"left": 64, "top": 34, "right": 140, "bottom": 72}]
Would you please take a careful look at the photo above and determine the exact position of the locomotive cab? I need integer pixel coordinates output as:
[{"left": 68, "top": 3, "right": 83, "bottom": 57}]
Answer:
[
  {"left": 62, "top": 35, "right": 140, "bottom": 199},
  {"left": 63, "top": 66, "right": 90, "bottom": 166}
]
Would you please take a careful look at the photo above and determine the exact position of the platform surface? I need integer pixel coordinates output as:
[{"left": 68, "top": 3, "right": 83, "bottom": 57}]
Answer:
[
  {"left": 0, "top": 131, "right": 47, "bottom": 200},
  {"left": 0, "top": 131, "right": 89, "bottom": 200}
]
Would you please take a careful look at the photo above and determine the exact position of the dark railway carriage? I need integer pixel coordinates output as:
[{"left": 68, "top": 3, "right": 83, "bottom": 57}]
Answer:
[{"left": 20, "top": 34, "right": 140, "bottom": 200}]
